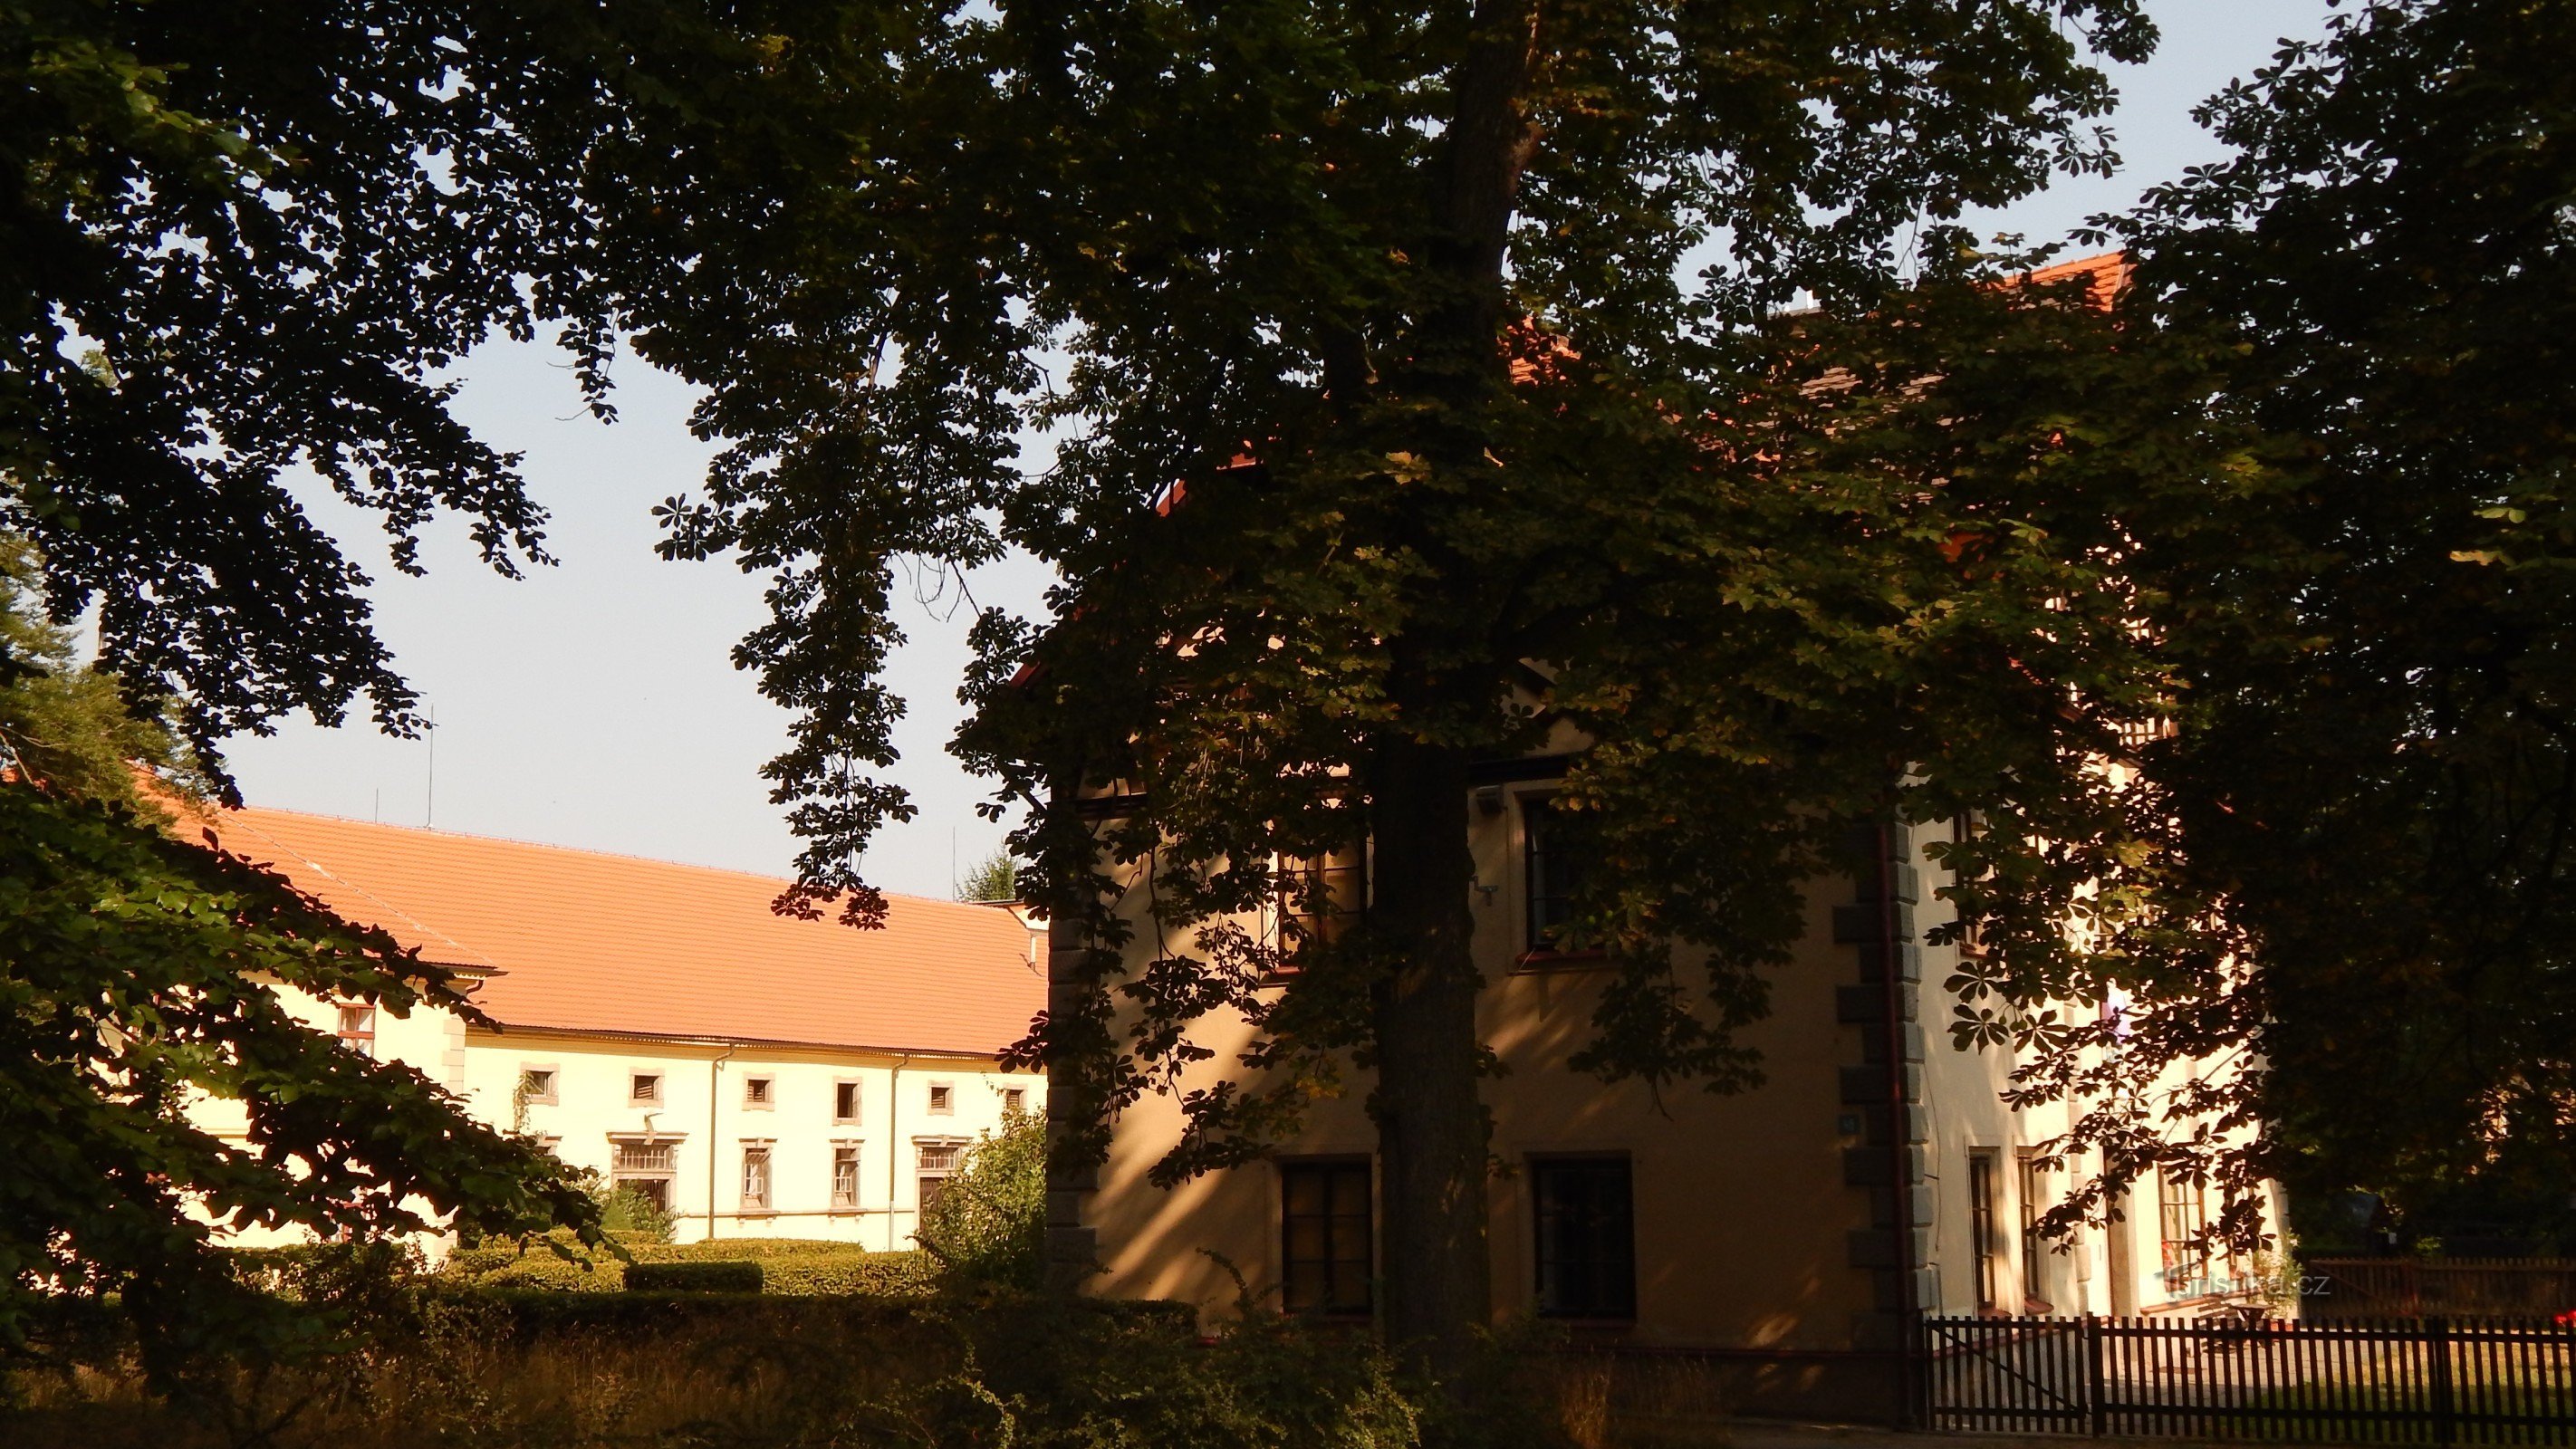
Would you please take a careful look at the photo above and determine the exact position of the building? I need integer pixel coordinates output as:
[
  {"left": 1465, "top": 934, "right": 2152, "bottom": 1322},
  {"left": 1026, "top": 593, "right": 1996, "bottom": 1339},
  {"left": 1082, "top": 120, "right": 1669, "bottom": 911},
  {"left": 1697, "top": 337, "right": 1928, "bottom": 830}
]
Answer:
[
  {"left": 1057, "top": 773, "right": 2283, "bottom": 1415},
  {"left": 190, "top": 804, "right": 1046, "bottom": 1249}
]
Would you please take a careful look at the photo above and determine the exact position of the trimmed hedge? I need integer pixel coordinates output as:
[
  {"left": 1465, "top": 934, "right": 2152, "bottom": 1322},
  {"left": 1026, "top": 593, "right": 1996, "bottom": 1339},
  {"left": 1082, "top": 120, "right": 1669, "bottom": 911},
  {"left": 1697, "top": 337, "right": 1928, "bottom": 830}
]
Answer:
[
  {"left": 624, "top": 1260, "right": 762, "bottom": 1293},
  {"left": 439, "top": 1239, "right": 934, "bottom": 1297}
]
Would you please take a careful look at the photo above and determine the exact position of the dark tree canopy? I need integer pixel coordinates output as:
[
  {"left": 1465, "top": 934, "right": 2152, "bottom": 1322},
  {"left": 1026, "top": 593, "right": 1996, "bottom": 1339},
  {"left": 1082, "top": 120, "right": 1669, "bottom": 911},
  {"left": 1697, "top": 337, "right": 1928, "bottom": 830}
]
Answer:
[
  {"left": 633, "top": 0, "right": 2169, "bottom": 1363},
  {"left": 0, "top": 0, "right": 857, "bottom": 1383},
  {"left": 1962, "top": 0, "right": 2576, "bottom": 1243}
]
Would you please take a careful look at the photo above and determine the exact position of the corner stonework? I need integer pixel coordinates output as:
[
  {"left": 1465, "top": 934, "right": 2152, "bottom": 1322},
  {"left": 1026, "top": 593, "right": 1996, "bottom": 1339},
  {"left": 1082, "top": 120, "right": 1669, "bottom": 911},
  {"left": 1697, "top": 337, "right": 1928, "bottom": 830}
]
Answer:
[{"left": 1838, "top": 823, "right": 1935, "bottom": 1352}]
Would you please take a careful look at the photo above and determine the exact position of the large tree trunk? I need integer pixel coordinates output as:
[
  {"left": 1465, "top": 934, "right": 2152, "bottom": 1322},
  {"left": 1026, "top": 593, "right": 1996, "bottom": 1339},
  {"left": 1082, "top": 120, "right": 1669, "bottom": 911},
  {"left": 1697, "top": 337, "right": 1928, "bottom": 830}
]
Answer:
[
  {"left": 1367, "top": 728, "right": 1491, "bottom": 1377},
  {"left": 1360, "top": 0, "right": 1541, "bottom": 1384}
]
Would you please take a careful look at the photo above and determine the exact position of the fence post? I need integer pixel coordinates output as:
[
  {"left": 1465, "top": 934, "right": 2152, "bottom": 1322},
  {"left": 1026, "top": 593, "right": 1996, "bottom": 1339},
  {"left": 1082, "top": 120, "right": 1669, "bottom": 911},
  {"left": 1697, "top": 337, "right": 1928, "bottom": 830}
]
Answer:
[
  {"left": 2086, "top": 1314, "right": 2108, "bottom": 1438},
  {"left": 2427, "top": 1315, "right": 2455, "bottom": 1446}
]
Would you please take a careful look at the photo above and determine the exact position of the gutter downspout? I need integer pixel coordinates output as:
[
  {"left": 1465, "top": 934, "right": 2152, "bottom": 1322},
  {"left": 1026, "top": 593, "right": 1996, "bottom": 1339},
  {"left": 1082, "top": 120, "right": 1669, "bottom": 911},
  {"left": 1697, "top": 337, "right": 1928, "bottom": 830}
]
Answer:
[
  {"left": 707, "top": 1041, "right": 738, "bottom": 1241},
  {"left": 887, "top": 1055, "right": 912, "bottom": 1252},
  {"left": 1879, "top": 818, "right": 1920, "bottom": 1428}
]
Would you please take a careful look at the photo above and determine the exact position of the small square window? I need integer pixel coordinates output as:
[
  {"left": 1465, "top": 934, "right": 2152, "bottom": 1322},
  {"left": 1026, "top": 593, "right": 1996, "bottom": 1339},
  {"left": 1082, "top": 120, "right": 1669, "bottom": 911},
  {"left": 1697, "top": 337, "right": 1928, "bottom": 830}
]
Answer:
[
  {"left": 833, "top": 1080, "right": 862, "bottom": 1122},
  {"left": 744, "top": 1076, "right": 774, "bottom": 1108},
  {"left": 335, "top": 1003, "right": 377, "bottom": 1060},
  {"left": 630, "top": 1072, "right": 661, "bottom": 1105},
  {"left": 519, "top": 1067, "right": 558, "bottom": 1105},
  {"left": 928, "top": 1083, "right": 954, "bottom": 1115},
  {"left": 1003, "top": 1087, "right": 1026, "bottom": 1115}
]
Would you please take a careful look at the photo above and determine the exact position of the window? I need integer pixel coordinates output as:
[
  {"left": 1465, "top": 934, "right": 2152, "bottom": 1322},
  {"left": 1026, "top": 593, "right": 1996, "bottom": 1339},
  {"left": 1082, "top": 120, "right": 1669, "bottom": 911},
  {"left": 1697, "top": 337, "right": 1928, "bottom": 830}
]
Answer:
[
  {"left": 630, "top": 1072, "right": 661, "bottom": 1105},
  {"left": 612, "top": 1138, "right": 677, "bottom": 1210},
  {"left": 1278, "top": 838, "right": 1366, "bottom": 960},
  {"left": 740, "top": 1145, "right": 773, "bottom": 1210},
  {"left": 1532, "top": 1157, "right": 1637, "bottom": 1319},
  {"left": 744, "top": 1076, "right": 774, "bottom": 1108},
  {"left": 1949, "top": 813, "right": 1988, "bottom": 956},
  {"left": 1280, "top": 1159, "right": 1373, "bottom": 1317},
  {"left": 928, "top": 1083, "right": 953, "bottom": 1115},
  {"left": 831, "top": 1146, "right": 861, "bottom": 1209},
  {"left": 518, "top": 1067, "right": 558, "bottom": 1105},
  {"left": 918, "top": 1141, "right": 962, "bottom": 1211},
  {"left": 2158, "top": 1169, "right": 2207, "bottom": 1293},
  {"left": 2018, "top": 1151, "right": 2053, "bottom": 1312},
  {"left": 1523, "top": 797, "right": 1583, "bottom": 952},
  {"left": 1003, "top": 1087, "right": 1026, "bottom": 1115},
  {"left": 833, "top": 1080, "right": 862, "bottom": 1123},
  {"left": 335, "top": 1003, "right": 376, "bottom": 1059},
  {"left": 1969, "top": 1151, "right": 2002, "bottom": 1314}
]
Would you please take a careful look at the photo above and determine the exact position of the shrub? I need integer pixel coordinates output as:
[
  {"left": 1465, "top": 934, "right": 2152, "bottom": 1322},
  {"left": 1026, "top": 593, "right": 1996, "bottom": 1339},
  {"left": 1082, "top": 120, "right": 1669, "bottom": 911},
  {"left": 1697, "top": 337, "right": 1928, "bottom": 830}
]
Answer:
[
  {"left": 624, "top": 1261, "right": 761, "bottom": 1294},
  {"left": 759, "top": 1252, "right": 936, "bottom": 1297},
  {"left": 916, "top": 1109, "right": 1044, "bottom": 1288},
  {"left": 437, "top": 1237, "right": 931, "bottom": 1296}
]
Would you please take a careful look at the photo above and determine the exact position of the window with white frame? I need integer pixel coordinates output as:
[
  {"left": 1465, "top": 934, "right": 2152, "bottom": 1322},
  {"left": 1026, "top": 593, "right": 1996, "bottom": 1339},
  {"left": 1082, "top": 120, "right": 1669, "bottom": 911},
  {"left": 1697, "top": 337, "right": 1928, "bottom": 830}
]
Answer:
[
  {"left": 740, "top": 1144, "right": 773, "bottom": 1210},
  {"left": 335, "top": 1003, "right": 376, "bottom": 1059},
  {"left": 831, "top": 1145, "right": 861, "bottom": 1209}
]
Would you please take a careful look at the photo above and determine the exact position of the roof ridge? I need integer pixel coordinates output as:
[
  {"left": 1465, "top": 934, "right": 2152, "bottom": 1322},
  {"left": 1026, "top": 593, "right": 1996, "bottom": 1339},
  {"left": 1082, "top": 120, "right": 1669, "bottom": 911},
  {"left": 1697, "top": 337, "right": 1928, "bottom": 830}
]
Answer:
[{"left": 222, "top": 802, "right": 1012, "bottom": 916}]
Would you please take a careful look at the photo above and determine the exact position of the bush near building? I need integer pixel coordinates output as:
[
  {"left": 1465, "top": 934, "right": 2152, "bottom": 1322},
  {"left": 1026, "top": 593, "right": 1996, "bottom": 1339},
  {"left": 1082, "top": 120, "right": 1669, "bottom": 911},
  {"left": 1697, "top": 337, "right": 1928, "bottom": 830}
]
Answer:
[{"left": 439, "top": 1236, "right": 937, "bottom": 1296}]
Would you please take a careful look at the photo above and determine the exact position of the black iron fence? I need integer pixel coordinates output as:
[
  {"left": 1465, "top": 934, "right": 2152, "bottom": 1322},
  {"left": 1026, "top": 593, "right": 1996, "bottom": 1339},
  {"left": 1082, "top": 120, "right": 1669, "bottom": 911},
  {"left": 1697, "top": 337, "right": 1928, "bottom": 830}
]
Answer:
[{"left": 1921, "top": 1314, "right": 2576, "bottom": 1443}]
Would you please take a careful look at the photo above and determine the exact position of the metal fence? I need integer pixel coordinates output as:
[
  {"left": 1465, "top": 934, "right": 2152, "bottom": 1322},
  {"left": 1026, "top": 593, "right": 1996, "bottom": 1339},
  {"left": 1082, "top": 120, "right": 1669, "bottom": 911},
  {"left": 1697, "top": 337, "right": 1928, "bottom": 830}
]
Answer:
[
  {"left": 1921, "top": 1314, "right": 2576, "bottom": 1443},
  {"left": 2308, "top": 1261, "right": 2576, "bottom": 1321}
]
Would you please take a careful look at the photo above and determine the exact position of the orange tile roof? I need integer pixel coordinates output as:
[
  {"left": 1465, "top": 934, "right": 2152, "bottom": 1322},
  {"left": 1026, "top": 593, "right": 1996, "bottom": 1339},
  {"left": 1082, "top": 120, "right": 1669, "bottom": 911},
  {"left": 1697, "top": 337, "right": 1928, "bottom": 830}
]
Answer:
[{"left": 191, "top": 804, "right": 1044, "bottom": 1060}]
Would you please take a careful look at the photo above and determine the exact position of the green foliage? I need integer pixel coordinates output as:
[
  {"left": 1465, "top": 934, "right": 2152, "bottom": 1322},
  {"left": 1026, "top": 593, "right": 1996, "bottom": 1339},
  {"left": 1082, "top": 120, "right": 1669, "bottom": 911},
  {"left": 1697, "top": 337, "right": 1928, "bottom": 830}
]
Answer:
[
  {"left": 955, "top": 848, "right": 1020, "bottom": 903},
  {"left": 1922, "top": 0, "right": 2576, "bottom": 1247},
  {"left": 440, "top": 1237, "right": 936, "bottom": 1296},
  {"left": 0, "top": 536, "right": 206, "bottom": 811},
  {"left": 623, "top": 1261, "right": 762, "bottom": 1294},
  {"left": 589, "top": 1182, "right": 678, "bottom": 1244},
  {"left": 916, "top": 1111, "right": 1046, "bottom": 1289},
  {"left": 9, "top": 1287, "right": 1451, "bottom": 1448},
  {"left": 0, "top": 774, "right": 601, "bottom": 1386},
  {"left": 0, "top": 0, "right": 873, "bottom": 776},
  {"left": 619, "top": 0, "right": 2164, "bottom": 1360}
]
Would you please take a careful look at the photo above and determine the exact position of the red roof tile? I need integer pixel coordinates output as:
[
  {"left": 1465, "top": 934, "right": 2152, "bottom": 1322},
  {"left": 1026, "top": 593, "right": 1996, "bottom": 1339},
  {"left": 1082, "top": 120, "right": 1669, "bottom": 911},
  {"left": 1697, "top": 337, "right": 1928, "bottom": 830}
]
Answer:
[{"left": 193, "top": 805, "right": 1043, "bottom": 1059}]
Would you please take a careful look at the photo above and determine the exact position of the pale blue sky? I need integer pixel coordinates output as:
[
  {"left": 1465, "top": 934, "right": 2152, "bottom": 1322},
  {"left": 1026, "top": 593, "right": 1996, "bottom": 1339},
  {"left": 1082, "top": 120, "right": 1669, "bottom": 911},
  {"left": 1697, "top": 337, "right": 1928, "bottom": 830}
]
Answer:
[{"left": 223, "top": 0, "right": 2331, "bottom": 899}]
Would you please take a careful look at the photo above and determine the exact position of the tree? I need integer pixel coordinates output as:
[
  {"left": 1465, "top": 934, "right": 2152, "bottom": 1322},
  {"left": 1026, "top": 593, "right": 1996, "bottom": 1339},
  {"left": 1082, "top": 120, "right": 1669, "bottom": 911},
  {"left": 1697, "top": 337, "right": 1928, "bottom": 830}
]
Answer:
[
  {"left": 918, "top": 1108, "right": 1047, "bottom": 1290},
  {"left": 643, "top": 0, "right": 2177, "bottom": 1373},
  {"left": 956, "top": 848, "right": 1021, "bottom": 904},
  {"left": 0, "top": 571, "right": 596, "bottom": 1388},
  {"left": 1950, "top": 0, "right": 2576, "bottom": 1245},
  {"left": 0, "top": 0, "right": 879, "bottom": 1386}
]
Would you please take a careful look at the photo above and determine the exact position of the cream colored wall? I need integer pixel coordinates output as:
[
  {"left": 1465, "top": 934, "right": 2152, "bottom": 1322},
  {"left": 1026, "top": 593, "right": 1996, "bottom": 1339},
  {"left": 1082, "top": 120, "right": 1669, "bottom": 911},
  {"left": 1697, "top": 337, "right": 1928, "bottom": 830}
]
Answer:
[
  {"left": 1081, "top": 786, "right": 1876, "bottom": 1348},
  {"left": 1902, "top": 814, "right": 2285, "bottom": 1322},
  {"left": 1078, "top": 801, "right": 2282, "bottom": 1345},
  {"left": 186, "top": 984, "right": 1044, "bottom": 1253},
  {"left": 466, "top": 1030, "right": 1042, "bottom": 1249}
]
